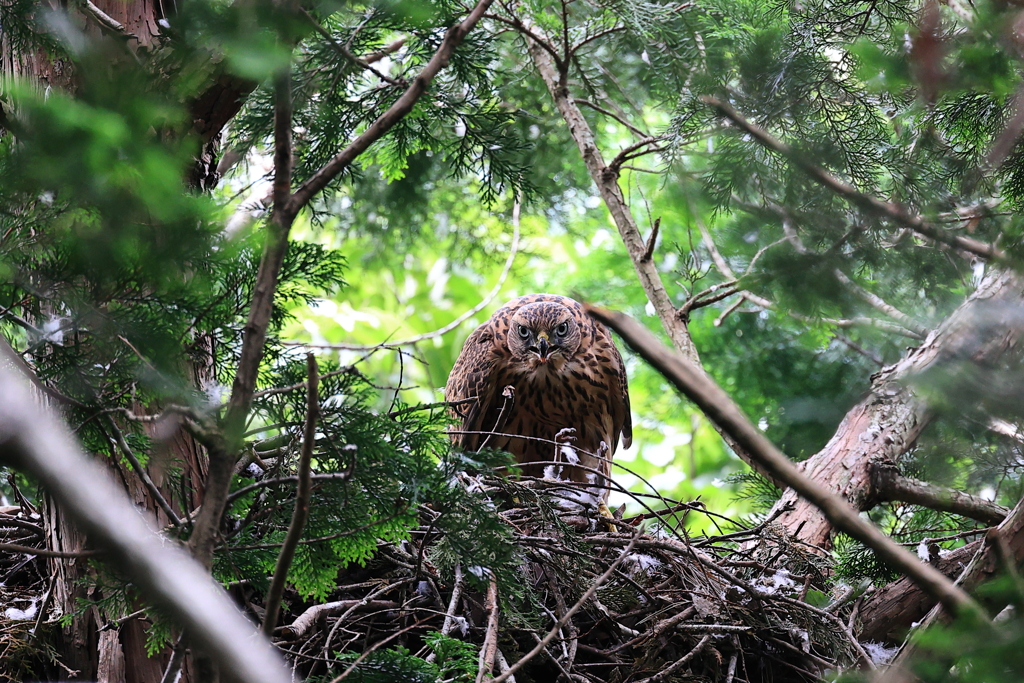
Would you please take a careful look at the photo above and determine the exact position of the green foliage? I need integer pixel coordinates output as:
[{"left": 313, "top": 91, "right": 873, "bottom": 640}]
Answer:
[
  {"left": 425, "top": 632, "right": 479, "bottom": 682},
  {"left": 841, "top": 578, "right": 1024, "bottom": 683},
  {"left": 330, "top": 646, "right": 440, "bottom": 683},
  {"left": 322, "top": 633, "right": 486, "bottom": 683},
  {"left": 230, "top": 1, "right": 533, "bottom": 217},
  {"left": 7, "top": 0, "right": 1024, "bottom": 678}
]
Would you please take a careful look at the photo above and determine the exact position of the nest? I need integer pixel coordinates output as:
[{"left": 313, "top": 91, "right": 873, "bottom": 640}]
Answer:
[
  {"left": 0, "top": 501, "right": 57, "bottom": 681},
  {"left": 0, "top": 473, "right": 865, "bottom": 682},
  {"left": 270, "top": 476, "right": 862, "bottom": 682}
]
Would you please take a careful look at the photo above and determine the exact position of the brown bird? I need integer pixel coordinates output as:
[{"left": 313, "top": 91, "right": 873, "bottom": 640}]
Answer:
[{"left": 445, "top": 294, "right": 632, "bottom": 499}]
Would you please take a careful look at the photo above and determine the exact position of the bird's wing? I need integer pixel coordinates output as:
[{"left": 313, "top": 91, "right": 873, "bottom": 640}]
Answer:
[
  {"left": 445, "top": 323, "right": 506, "bottom": 451},
  {"left": 607, "top": 338, "right": 632, "bottom": 449}
]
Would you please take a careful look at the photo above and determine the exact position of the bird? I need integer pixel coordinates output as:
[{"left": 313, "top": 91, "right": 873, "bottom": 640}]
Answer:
[{"left": 445, "top": 293, "right": 632, "bottom": 500}]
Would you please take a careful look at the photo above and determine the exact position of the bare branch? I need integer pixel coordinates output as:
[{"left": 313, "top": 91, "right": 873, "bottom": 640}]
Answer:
[
  {"left": 486, "top": 10, "right": 565, "bottom": 70},
  {"left": 641, "top": 217, "right": 660, "bottom": 263},
  {"left": 105, "top": 417, "right": 183, "bottom": 528},
  {"left": 872, "top": 462, "right": 1008, "bottom": 525},
  {"left": 585, "top": 304, "right": 985, "bottom": 621},
  {"left": 524, "top": 18, "right": 697, "bottom": 360},
  {"left": 633, "top": 635, "right": 711, "bottom": 683},
  {"left": 82, "top": 0, "right": 130, "bottom": 36},
  {"left": 363, "top": 38, "right": 407, "bottom": 64},
  {"left": 702, "top": 96, "right": 1006, "bottom": 262},
  {"left": 0, "top": 541, "right": 99, "bottom": 558},
  {"left": 697, "top": 206, "right": 925, "bottom": 339},
  {"left": 575, "top": 98, "right": 648, "bottom": 137},
  {"left": 607, "top": 136, "right": 666, "bottom": 173},
  {"left": 0, "top": 356, "right": 290, "bottom": 683},
  {"left": 833, "top": 269, "right": 931, "bottom": 338},
  {"left": 476, "top": 573, "right": 500, "bottom": 683},
  {"left": 276, "top": 599, "right": 401, "bottom": 640},
  {"left": 262, "top": 354, "right": 319, "bottom": 636}
]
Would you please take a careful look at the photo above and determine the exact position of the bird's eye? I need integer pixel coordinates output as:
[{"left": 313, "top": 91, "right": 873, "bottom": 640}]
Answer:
[
  {"left": 555, "top": 321, "right": 569, "bottom": 336},
  {"left": 517, "top": 324, "right": 531, "bottom": 339}
]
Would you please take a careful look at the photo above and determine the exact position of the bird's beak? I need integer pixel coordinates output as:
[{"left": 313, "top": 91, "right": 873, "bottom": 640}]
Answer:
[{"left": 537, "top": 335, "right": 550, "bottom": 361}]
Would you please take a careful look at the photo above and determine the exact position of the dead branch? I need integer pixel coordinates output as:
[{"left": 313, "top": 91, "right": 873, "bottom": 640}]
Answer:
[
  {"left": 276, "top": 600, "right": 402, "bottom": 640},
  {"left": 585, "top": 303, "right": 984, "bottom": 621}
]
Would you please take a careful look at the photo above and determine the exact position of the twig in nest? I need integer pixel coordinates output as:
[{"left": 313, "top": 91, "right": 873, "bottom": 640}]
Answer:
[
  {"left": 477, "top": 386, "right": 514, "bottom": 451},
  {"left": 490, "top": 527, "right": 644, "bottom": 683},
  {"left": 633, "top": 634, "right": 711, "bottom": 683},
  {"left": 441, "top": 563, "right": 466, "bottom": 637},
  {"left": 476, "top": 572, "right": 500, "bottom": 683},
  {"left": 328, "top": 617, "right": 432, "bottom": 683}
]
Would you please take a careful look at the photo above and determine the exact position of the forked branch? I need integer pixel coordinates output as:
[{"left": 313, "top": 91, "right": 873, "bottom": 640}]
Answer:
[{"left": 586, "top": 304, "right": 985, "bottom": 622}]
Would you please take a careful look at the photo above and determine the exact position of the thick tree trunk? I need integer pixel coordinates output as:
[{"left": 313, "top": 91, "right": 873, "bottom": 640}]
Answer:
[{"left": 769, "top": 269, "right": 1024, "bottom": 548}]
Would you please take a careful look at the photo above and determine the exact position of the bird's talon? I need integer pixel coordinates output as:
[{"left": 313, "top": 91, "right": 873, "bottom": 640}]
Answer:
[{"left": 598, "top": 502, "right": 617, "bottom": 531}]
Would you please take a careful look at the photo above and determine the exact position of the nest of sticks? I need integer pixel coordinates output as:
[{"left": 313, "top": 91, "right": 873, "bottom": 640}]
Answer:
[
  {"left": 0, "top": 495, "right": 59, "bottom": 681},
  {"left": 0, "top": 470, "right": 867, "bottom": 682},
  {"left": 271, "top": 475, "right": 864, "bottom": 682}
]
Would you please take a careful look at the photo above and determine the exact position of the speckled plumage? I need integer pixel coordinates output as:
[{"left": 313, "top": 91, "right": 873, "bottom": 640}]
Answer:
[{"left": 445, "top": 294, "right": 632, "bottom": 495}]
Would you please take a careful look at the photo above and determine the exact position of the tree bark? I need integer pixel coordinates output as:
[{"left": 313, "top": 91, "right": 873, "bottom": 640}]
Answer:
[
  {"left": 860, "top": 487, "right": 1024, "bottom": 644},
  {"left": 769, "top": 268, "right": 1024, "bottom": 548}
]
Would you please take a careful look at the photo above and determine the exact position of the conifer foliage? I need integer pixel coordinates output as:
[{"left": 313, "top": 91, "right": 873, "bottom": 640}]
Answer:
[{"left": 3, "top": 0, "right": 1024, "bottom": 682}]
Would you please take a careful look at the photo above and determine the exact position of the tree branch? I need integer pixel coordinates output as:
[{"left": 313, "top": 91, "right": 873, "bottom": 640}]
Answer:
[
  {"left": 194, "top": 0, "right": 495, "bottom": 574},
  {"left": 520, "top": 15, "right": 696, "bottom": 361},
  {"left": 288, "top": 0, "right": 497, "bottom": 215},
  {"left": 261, "top": 354, "right": 318, "bottom": 637},
  {"left": 766, "top": 268, "right": 1024, "bottom": 548},
  {"left": 476, "top": 573, "right": 500, "bottom": 683},
  {"left": 585, "top": 304, "right": 985, "bottom": 621},
  {"left": 104, "top": 417, "right": 183, "bottom": 528},
  {"left": 780, "top": 214, "right": 931, "bottom": 337},
  {"left": 574, "top": 98, "right": 648, "bottom": 137},
  {"left": 872, "top": 461, "right": 1008, "bottom": 525},
  {"left": 702, "top": 96, "right": 1006, "bottom": 262},
  {"left": 0, "top": 356, "right": 290, "bottom": 683}
]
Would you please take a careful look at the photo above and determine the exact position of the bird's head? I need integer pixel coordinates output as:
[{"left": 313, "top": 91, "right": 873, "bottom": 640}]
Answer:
[{"left": 507, "top": 302, "right": 582, "bottom": 368}]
